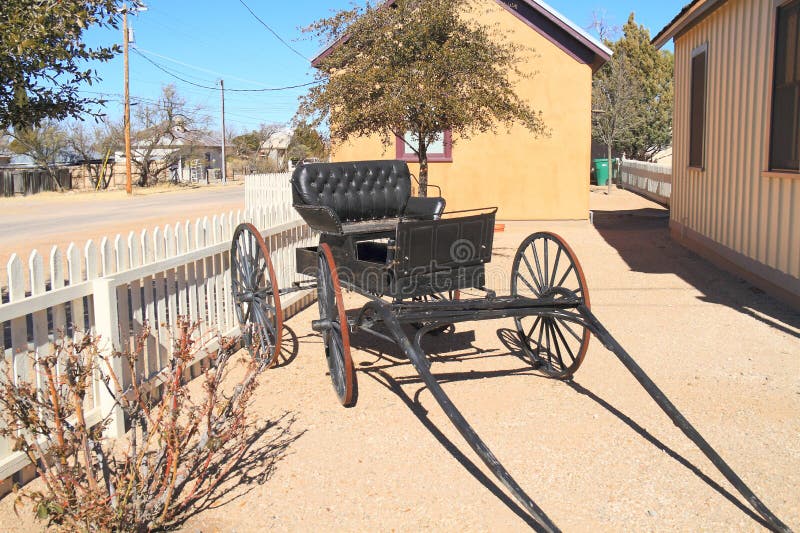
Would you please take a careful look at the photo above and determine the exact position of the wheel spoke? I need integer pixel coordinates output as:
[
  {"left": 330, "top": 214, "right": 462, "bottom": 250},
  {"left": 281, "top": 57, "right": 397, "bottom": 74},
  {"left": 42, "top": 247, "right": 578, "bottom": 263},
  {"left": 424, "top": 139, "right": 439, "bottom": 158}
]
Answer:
[
  {"left": 518, "top": 249, "right": 542, "bottom": 293},
  {"left": 543, "top": 238, "right": 549, "bottom": 288},
  {"left": 525, "top": 316, "right": 542, "bottom": 341},
  {"left": 547, "top": 319, "right": 565, "bottom": 371},
  {"left": 530, "top": 243, "right": 547, "bottom": 292},
  {"left": 551, "top": 319, "right": 576, "bottom": 363},
  {"left": 516, "top": 272, "right": 540, "bottom": 297},
  {"left": 548, "top": 246, "right": 562, "bottom": 289},
  {"left": 558, "top": 317, "right": 583, "bottom": 343},
  {"left": 543, "top": 318, "right": 553, "bottom": 369},
  {"left": 555, "top": 264, "right": 575, "bottom": 292}
]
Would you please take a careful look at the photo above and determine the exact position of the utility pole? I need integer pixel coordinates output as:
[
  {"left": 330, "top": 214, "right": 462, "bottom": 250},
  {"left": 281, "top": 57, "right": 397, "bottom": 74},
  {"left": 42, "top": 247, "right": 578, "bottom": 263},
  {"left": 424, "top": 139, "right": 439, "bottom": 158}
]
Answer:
[
  {"left": 220, "top": 79, "right": 227, "bottom": 184},
  {"left": 123, "top": 3, "right": 133, "bottom": 195}
]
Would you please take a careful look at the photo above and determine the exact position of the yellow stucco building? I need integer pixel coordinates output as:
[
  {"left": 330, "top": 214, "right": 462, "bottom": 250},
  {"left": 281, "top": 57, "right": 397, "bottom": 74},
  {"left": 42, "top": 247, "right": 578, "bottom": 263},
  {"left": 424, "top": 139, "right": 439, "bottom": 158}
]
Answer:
[{"left": 314, "top": 0, "right": 610, "bottom": 220}]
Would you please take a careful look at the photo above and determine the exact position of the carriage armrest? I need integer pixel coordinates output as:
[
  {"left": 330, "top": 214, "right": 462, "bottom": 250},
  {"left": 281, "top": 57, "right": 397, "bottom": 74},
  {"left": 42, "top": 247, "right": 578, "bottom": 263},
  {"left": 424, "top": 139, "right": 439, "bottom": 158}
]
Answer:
[
  {"left": 292, "top": 204, "right": 343, "bottom": 234},
  {"left": 404, "top": 196, "right": 446, "bottom": 220}
]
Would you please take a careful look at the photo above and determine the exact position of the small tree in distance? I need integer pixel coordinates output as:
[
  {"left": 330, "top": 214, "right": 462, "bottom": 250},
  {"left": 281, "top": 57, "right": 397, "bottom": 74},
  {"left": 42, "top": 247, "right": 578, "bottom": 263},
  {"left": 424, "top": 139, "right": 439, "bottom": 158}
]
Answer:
[
  {"left": 131, "top": 85, "right": 210, "bottom": 186},
  {"left": 287, "top": 121, "right": 328, "bottom": 164},
  {"left": 592, "top": 52, "right": 641, "bottom": 194},
  {"left": 8, "top": 121, "right": 69, "bottom": 191},
  {"left": 298, "top": 0, "right": 547, "bottom": 196}
]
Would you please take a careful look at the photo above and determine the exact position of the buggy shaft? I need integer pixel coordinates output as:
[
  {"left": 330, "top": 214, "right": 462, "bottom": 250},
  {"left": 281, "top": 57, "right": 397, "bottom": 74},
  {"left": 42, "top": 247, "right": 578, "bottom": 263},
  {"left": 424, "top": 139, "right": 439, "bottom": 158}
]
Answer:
[
  {"left": 362, "top": 300, "right": 560, "bottom": 533},
  {"left": 576, "top": 305, "right": 790, "bottom": 533}
]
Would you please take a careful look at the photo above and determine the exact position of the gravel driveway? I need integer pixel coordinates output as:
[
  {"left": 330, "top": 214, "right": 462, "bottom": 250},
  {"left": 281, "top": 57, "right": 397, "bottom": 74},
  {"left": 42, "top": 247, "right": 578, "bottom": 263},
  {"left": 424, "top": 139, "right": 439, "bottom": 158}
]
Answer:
[{"left": 1, "top": 188, "right": 797, "bottom": 531}]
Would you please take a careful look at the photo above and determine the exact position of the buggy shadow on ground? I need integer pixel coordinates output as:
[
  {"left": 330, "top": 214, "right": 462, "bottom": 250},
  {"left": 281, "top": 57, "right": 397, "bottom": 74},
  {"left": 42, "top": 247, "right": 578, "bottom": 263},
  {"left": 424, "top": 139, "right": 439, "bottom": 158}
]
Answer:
[{"left": 1, "top": 188, "right": 797, "bottom": 531}]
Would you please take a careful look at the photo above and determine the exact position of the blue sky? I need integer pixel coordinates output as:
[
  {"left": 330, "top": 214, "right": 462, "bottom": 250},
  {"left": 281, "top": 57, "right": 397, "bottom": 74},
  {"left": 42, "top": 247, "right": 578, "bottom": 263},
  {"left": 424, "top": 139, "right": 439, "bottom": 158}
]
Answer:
[{"left": 81, "top": 0, "right": 685, "bottom": 133}]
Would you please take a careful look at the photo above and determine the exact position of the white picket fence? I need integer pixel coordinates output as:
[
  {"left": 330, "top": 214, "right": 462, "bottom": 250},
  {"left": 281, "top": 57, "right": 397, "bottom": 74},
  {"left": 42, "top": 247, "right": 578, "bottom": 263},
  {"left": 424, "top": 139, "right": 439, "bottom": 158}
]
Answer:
[
  {"left": 244, "top": 172, "right": 294, "bottom": 214},
  {"left": 0, "top": 193, "right": 313, "bottom": 483},
  {"left": 619, "top": 159, "right": 672, "bottom": 206}
]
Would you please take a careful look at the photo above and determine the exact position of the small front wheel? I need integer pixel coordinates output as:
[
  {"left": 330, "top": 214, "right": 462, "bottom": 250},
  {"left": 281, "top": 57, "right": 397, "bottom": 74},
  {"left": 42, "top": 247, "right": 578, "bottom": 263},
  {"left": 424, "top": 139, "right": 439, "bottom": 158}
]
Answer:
[
  {"left": 231, "top": 223, "right": 283, "bottom": 368},
  {"left": 510, "top": 232, "right": 591, "bottom": 379}
]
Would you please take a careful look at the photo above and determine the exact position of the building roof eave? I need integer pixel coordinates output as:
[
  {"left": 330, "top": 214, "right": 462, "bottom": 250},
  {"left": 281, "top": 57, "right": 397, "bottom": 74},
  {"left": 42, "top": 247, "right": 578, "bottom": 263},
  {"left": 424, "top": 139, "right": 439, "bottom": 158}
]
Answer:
[
  {"left": 652, "top": 0, "right": 729, "bottom": 49},
  {"left": 311, "top": 0, "right": 611, "bottom": 70}
]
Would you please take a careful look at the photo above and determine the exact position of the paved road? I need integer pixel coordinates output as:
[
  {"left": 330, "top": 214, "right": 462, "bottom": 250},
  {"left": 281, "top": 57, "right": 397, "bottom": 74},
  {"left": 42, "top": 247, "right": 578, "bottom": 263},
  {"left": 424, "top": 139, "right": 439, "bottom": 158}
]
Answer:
[{"left": 0, "top": 184, "right": 245, "bottom": 282}]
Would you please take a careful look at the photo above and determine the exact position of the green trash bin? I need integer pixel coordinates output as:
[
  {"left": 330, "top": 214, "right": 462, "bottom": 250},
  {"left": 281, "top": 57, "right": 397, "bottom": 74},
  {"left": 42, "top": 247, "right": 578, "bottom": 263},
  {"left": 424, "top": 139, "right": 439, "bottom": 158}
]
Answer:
[{"left": 593, "top": 158, "right": 609, "bottom": 186}]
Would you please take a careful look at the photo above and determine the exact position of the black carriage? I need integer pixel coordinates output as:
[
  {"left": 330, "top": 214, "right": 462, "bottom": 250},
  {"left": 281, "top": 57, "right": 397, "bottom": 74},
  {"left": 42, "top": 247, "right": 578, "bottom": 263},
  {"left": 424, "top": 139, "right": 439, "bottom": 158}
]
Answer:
[{"left": 230, "top": 160, "right": 788, "bottom": 532}]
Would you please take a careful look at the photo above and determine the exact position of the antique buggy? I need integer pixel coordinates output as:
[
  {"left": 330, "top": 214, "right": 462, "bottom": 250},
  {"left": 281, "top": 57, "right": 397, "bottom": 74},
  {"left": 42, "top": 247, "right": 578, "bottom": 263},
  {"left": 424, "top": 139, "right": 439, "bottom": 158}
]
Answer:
[{"left": 230, "top": 160, "right": 788, "bottom": 532}]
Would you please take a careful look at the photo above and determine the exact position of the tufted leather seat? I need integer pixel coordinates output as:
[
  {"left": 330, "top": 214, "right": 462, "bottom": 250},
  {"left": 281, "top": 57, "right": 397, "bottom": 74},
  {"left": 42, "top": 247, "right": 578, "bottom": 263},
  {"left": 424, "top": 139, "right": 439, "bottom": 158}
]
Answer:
[
  {"left": 291, "top": 160, "right": 445, "bottom": 235},
  {"left": 292, "top": 160, "right": 411, "bottom": 223}
]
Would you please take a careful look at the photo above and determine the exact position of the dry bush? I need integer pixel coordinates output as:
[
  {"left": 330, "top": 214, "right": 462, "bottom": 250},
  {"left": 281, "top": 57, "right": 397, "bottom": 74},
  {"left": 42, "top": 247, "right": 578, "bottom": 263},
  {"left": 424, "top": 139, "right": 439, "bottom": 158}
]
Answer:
[{"left": 0, "top": 317, "right": 293, "bottom": 531}]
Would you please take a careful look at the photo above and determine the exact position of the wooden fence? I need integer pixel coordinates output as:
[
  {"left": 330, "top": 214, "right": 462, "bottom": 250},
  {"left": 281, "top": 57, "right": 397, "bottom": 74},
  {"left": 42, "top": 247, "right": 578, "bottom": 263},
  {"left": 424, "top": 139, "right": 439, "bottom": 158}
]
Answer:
[
  {"left": 0, "top": 168, "right": 72, "bottom": 197},
  {"left": 619, "top": 159, "right": 672, "bottom": 206},
  {"left": 244, "top": 172, "right": 294, "bottom": 215},
  {"left": 0, "top": 201, "right": 313, "bottom": 485}
]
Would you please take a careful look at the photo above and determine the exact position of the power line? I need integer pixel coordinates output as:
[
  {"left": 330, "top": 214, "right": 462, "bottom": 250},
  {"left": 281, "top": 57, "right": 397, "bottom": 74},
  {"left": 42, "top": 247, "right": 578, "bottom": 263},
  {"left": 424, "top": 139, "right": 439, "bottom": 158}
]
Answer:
[
  {"left": 134, "top": 46, "right": 283, "bottom": 88},
  {"left": 236, "top": 0, "right": 311, "bottom": 63},
  {"left": 131, "top": 48, "right": 319, "bottom": 92}
]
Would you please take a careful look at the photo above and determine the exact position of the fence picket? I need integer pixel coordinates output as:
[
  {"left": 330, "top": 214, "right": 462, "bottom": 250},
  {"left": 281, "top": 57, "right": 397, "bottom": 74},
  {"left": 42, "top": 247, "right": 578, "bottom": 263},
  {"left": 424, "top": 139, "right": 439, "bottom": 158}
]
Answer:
[
  {"left": 212, "top": 216, "right": 224, "bottom": 332},
  {"left": 185, "top": 222, "right": 199, "bottom": 330},
  {"left": 175, "top": 223, "right": 188, "bottom": 318},
  {"left": 114, "top": 234, "right": 131, "bottom": 370},
  {"left": 8, "top": 255, "right": 29, "bottom": 385},
  {"left": 141, "top": 230, "right": 158, "bottom": 377},
  {"left": 100, "top": 237, "right": 115, "bottom": 277},
  {"left": 67, "top": 243, "right": 85, "bottom": 335},
  {"left": 128, "top": 232, "right": 144, "bottom": 380},
  {"left": 49, "top": 247, "right": 67, "bottom": 342},
  {"left": 164, "top": 225, "right": 178, "bottom": 354},
  {"left": 202, "top": 217, "right": 216, "bottom": 337},
  {"left": 194, "top": 219, "right": 207, "bottom": 336},
  {"left": 29, "top": 251, "right": 48, "bottom": 370}
]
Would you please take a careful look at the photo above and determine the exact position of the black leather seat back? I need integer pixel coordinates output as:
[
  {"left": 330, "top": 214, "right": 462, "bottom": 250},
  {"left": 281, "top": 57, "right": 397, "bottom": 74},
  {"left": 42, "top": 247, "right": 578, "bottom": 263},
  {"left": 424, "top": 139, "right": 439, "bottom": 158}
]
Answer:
[{"left": 291, "top": 160, "right": 412, "bottom": 222}]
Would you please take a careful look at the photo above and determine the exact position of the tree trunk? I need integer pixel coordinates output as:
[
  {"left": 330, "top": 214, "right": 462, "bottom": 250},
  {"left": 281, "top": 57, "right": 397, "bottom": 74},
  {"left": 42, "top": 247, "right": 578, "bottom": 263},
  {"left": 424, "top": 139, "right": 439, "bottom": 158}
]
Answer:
[
  {"left": 46, "top": 167, "right": 63, "bottom": 192},
  {"left": 607, "top": 143, "right": 613, "bottom": 195},
  {"left": 418, "top": 141, "right": 428, "bottom": 197}
]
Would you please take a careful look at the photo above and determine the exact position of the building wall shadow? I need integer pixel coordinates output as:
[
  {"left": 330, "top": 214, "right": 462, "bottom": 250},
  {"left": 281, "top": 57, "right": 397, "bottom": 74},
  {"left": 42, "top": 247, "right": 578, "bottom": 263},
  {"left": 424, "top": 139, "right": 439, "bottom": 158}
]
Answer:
[{"left": 591, "top": 209, "right": 800, "bottom": 338}]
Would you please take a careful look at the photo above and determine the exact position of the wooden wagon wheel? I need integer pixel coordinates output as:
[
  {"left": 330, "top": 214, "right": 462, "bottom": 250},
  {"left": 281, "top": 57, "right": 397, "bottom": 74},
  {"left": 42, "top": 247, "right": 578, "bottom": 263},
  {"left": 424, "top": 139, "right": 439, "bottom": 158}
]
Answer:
[
  {"left": 510, "top": 232, "right": 591, "bottom": 379},
  {"left": 318, "top": 243, "right": 357, "bottom": 407},
  {"left": 231, "top": 223, "right": 283, "bottom": 369}
]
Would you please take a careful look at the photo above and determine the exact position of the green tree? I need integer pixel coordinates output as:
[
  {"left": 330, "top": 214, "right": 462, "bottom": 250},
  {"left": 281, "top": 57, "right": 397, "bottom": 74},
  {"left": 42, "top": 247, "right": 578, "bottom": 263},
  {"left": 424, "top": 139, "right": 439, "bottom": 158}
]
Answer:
[
  {"left": 592, "top": 53, "right": 642, "bottom": 194},
  {"left": 0, "top": 0, "right": 131, "bottom": 130},
  {"left": 9, "top": 121, "right": 70, "bottom": 190},
  {"left": 287, "top": 122, "right": 328, "bottom": 163},
  {"left": 231, "top": 123, "right": 284, "bottom": 172},
  {"left": 298, "top": 0, "right": 546, "bottom": 196},
  {"left": 609, "top": 14, "right": 673, "bottom": 161}
]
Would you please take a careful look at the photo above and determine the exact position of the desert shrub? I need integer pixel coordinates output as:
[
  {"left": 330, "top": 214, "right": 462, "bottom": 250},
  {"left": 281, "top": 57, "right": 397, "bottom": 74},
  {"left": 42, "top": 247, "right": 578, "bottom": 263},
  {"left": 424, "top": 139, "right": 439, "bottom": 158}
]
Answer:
[{"left": 0, "top": 318, "right": 274, "bottom": 531}]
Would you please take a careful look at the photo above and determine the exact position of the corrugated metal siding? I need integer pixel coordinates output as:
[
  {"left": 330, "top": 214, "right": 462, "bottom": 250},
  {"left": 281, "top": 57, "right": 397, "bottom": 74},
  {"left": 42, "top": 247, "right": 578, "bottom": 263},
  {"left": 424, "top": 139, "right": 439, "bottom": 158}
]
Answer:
[{"left": 672, "top": 0, "right": 800, "bottom": 279}]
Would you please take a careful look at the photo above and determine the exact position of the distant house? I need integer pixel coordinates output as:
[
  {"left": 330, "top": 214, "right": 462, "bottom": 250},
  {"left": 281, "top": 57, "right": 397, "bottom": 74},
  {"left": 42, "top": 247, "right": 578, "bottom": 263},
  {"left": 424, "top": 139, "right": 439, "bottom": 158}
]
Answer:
[
  {"left": 316, "top": 0, "right": 611, "bottom": 220},
  {"left": 117, "top": 130, "right": 224, "bottom": 182},
  {"left": 654, "top": 0, "right": 800, "bottom": 307},
  {"left": 259, "top": 129, "right": 292, "bottom": 169}
]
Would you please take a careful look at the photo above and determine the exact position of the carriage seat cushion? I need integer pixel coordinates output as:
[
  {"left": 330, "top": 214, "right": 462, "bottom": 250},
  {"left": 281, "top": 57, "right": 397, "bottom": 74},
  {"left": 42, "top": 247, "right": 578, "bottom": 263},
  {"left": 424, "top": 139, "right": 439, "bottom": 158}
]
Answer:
[{"left": 291, "top": 160, "right": 412, "bottom": 223}]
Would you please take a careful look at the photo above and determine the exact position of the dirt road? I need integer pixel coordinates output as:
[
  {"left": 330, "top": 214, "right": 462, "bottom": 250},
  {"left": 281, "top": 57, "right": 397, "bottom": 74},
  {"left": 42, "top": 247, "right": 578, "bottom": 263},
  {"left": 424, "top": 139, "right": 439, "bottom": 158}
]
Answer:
[{"left": 0, "top": 184, "right": 244, "bottom": 286}]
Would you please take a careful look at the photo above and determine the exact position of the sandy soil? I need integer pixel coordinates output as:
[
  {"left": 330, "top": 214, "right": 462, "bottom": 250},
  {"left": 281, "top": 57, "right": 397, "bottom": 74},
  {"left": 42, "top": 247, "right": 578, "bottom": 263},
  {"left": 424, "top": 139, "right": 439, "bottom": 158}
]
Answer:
[{"left": 1, "top": 187, "right": 798, "bottom": 531}]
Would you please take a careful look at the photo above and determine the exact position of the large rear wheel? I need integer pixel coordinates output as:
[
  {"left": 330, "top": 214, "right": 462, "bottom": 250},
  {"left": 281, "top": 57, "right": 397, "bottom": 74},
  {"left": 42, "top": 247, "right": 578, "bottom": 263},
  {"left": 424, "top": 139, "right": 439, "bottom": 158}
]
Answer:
[
  {"left": 510, "top": 232, "right": 590, "bottom": 379},
  {"left": 317, "top": 243, "right": 357, "bottom": 407}
]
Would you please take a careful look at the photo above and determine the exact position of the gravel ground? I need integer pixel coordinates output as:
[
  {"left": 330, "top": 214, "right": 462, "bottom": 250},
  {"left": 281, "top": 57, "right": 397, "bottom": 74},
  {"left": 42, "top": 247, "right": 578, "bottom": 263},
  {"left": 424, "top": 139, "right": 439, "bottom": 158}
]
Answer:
[{"left": 1, "top": 187, "right": 797, "bottom": 531}]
